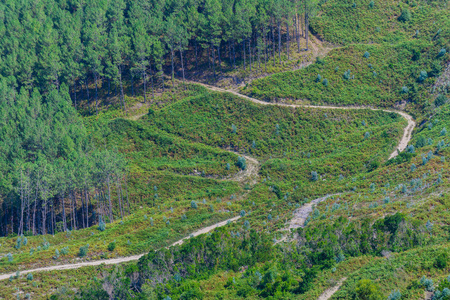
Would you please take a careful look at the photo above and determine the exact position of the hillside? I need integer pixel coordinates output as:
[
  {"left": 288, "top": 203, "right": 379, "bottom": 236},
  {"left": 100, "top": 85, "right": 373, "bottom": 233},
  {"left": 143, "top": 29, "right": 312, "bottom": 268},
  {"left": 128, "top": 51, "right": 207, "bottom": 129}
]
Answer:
[{"left": 0, "top": 0, "right": 449, "bottom": 299}]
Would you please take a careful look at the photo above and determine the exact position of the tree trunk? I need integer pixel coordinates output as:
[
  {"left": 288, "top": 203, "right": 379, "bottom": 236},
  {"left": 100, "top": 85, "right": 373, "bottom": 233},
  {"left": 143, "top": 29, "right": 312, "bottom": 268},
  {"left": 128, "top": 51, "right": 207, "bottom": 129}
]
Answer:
[
  {"left": 118, "top": 65, "right": 126, "bottom": 114},
  {"left": 61, "top": 194, "right": 67, "bottom": 232},
  {"left": 51, "top": 202, "right": 55, "bottom": 234},
  {"left": 295, "top": 14, "right": 300, "bottom": 53},
  {"left": 248, "top": 37, "right": 252, "bottom": 71},
  {"left": 150, "top": 61, "right": 155, "bottom": 100},
  {"left": 264, "top": 27, "right": 268, "bottom": 72},
  {"left": 32, "top": 177, "right": 39, "bottom": 235},
  {"left": 160, "top": 57, "right": 165, "bottom": 93},
  {"left": 41, "top": 199, "right": 47, "bottom": 235},
  {"left": 170, "top": 45, "right": 175, "bottom": 90},
  {"left": 85, "top": 189, "right": 89, "bottom": 227},
  {"left": 125, "top": 176, "right": 130, "bottom": 215},
  {"left": 271, "top": 18, "right": 276, "bottom": 65},
  {"left": 131, "top": 71, "right": 135, "bottom": 97},
  {"left": 211, "top": 43, "right": 216, "bottom": 81},
  {"left": 195, "top": 41, "right": 199, "bottom": 72},
  {"left": 179, "top": 46, "right": 186, "bottom": 89},
  {"left": 116, "top": 179, "right": 123, "bottom": 220},
  {"left": 286, "top": 18, "right": 290, "bottom": 60},
  {"left": 142, "top": 63, "right": 147, "bottom": 103},
  {"left": 257, "top": 34, "right": 261, "bottom": 69},
  {"left": 71, "top": 191, "right": 77, "bottom": 230},
  {"left": 80, "top": 189, "right": 86, "bottom": 229},
  {"left": 278, "top": 21, "right": 282, "bottom": 64},
  {"left": 217, "top": 43, "right": 222, "bottom": 74},
  {"left": 94, "top": 72, "right": 99, "bottom": 115},
  {"left": 85, "top": 78, "right": 91, "bottom": 115},
  {"left": 233, "top": 41, "right": 236, "bottom": 69},
  {"left": 73, "top": 82, "right": 77, "bottom": 109},
  {"left": 229, "top": 40, "right": 232, "bottom": 66},
  {"left": 243, "top": 39, "right": 246, "bottom": 70},
  {"left": 107, "top": 176, "right": 114, "bottom": 223},
  {"left": 19, "top": 171, "right": 24, "bottom": 235},
  {"left": 305, "top": 13, "right": 310, "bottom": 51}
]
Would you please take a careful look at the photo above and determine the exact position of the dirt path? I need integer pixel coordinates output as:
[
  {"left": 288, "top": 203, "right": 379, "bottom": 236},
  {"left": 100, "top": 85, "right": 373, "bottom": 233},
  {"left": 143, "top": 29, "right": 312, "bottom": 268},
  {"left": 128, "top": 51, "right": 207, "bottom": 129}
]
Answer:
[
  {"left": 2, "top": 65, "right": 415, "bottom": 283},
  {"left": 225, "top": 153, "right": 260, "bottom": 185},
  {"left": 0, "top": 216, "right": 241, "bottom": 281},
  {"left": 275, "top": 194, "right": 339, "bottom": 244},
  {"left": 289, "top": 194, "right": 339, "bottom": 229},
  {"left": 317, "top": 277, "right": 347, "bottom": 300},
  {"left": 187, "top": 81, "right": 415, "bottom": 159}
]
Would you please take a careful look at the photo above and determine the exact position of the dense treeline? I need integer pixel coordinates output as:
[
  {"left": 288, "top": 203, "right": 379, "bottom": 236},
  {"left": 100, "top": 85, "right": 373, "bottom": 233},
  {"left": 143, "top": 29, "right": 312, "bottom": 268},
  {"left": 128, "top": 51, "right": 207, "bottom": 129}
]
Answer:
[
  {"left": 74, "top": 213, "right": 431, "bottom": 299},
  {"left": 0, "top": 0, "right": 318, "bottom": 109},
  {"left": 0, "top": 0, "right": 318, "bottom": 236},
  {"left": 0, "top": 80, "right": 127, "bottom": 237}
]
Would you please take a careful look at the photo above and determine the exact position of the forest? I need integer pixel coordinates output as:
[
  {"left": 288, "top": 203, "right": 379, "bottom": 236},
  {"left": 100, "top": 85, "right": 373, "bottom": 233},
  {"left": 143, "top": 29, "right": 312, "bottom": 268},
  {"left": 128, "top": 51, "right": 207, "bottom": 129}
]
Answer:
[
  {"left": 0, "top": 0, "right": 314, "bottom": 237},
  {"left": 0, "top": 0, "right": 450, "bottom": 298}
]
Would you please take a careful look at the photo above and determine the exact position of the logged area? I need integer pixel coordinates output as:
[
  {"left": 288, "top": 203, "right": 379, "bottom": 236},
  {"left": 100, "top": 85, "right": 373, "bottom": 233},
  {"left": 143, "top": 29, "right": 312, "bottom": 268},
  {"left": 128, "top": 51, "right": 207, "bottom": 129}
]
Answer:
[{"left": 0, "top": 0, "right": 449, "bottom": 299}]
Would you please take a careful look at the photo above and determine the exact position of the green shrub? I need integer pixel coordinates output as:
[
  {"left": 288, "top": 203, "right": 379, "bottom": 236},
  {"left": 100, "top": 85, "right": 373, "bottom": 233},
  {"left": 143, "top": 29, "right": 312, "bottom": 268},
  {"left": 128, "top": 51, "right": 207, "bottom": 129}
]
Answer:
[
  {"left": 322, "top": 78, "right": 329, "bottom": 86},
  {"left": 27, "top": 273, "right": 33, "bottom": 281},
  {"left": 416, "top": 136, "right": 426, "bottom": 148},
  {"left": 387, "top": 290, "right": 401, "bottom": 300},
  {"left": 435, "top": 94, "right": 448, "bottom": 107},
  {"left": 437, "top": 48, "right": 447, "bottom": 58},
  {"left": 60, "top": 246, "right": 69, "bottom": 255},
  {"left": 434, "top": 252, "right": 448, "bottom": 269},
  {"left": 316, "top": 57, "right": 325, "bottom": 65},
  {"left": 420, "top": 276, "right": 434, "bottom": 291},
  {"left": 418, "top": 70, "right": 428, "bottom": 83},
  {"left": 98, "top": 218, "right": 106, "bottom": 231},
  {"left": 369, "top": 1, "right": 374, "bottom": 8},
  {"left": 15, "top": 237, "right": 22, "bottom": 249},
  {"left": 191, "top": 201, "right": 198, "bottom": 209},
  {"left": 79, "top": 244, "right": 89, "bottom": 257},
  {"left": 311, "top": 171, "right": 318, "bottom": 181},
  {"left": 363, "top": 51, "right": 370, "bottom": 58},
  {"left": 398, "top": 9, "right": 411, "bottom": 22},
  {"left": 367, "top": 160, "right": 379, "bottom": 172},
  {"left": 236, "top": 156, "right": 246, "bottom": 170},
  {"left": 343, "top": 69, "right": 351, "bottom": 80},
  {"left": 355, "top": 279, "right": 383, "bottom": 300},
  {"left": 231, "top": 124, "right": 237, "bottom": 134},
  {"left": 108, "top": 242, "right": 116, "bottom": 252}
]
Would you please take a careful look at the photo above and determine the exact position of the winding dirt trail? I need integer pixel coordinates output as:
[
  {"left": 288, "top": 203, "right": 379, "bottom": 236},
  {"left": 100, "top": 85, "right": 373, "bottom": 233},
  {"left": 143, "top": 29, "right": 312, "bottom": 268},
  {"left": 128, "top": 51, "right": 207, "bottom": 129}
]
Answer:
[
  {"left": 189, "top": 81, "right": 415, "bottom": 159},
  {"left": 289, "top": 194, "right": 340, "bottom": 230},
  {"left": 226, "top": 153, "right": 260, "bottom": 184},
  {"left": 0, "top": 76, "right": 415, "bottom": 285},
  {"left": 318, "top": 277, "right": 347, "bottom": 300},
  {"left": 0, "top": 216, "right": 241, "bottom": 281}
]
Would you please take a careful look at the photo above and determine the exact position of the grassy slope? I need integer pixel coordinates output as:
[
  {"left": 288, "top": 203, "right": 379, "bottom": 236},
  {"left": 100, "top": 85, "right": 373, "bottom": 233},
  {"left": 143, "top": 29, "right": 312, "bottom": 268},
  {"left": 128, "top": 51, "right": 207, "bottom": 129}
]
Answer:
[
  {"left": 2, "top": 1, "right": 450, "bottom": 298},
  {"left": 244, "top": 0, "right": 449, "bottom": 108}
]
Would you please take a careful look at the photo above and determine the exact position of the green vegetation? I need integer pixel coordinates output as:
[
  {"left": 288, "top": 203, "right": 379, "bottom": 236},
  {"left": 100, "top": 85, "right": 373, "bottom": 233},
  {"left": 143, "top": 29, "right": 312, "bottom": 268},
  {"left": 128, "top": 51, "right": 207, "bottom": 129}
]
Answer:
[
  {"left": 245, "top": 40, "right": 447, "bottom": 107},
  {"left": 0, "top": 0, "right": 450, "bottom": 299}
]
